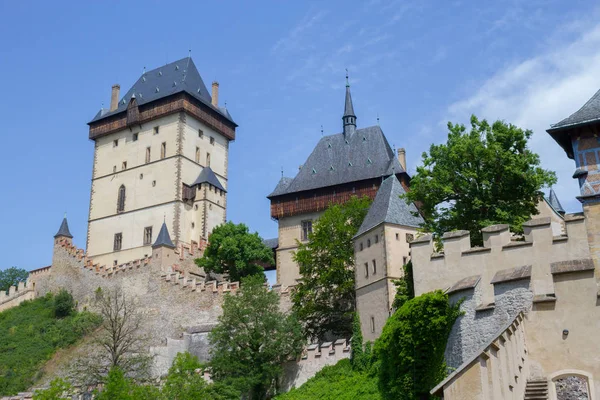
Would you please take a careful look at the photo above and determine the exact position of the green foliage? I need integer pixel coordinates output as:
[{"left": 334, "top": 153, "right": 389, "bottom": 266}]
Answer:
[
  {"left": 391, "top": 261, "right": 415, "bottom": 310},
  {"left": 209, "top": 275, "right": 304, "bottom": 399},
  {"left": 52, "top": 289, "right": 75, "bottom": 318},
  {"left": 404, "top": 115, "right": 557, "bottom": 246},
  {"left": 95, "top": 367, "right": 132, "bottom": 400},
  {"left": 0, "top": 294, "right": 101, "bottom": 396},
  {"left": 33, "top": 378, "right": 73, "bottom": 400},
  {"left": 163, "top": 352, "right": 239, "bottom": 400},
  {"left": 374, "top": 290, "right": 462, "bottom": 400},
  {"left": 195, "top": 222, "right": 274, "bottom": 281},
  {"left": 276, "top": 359, "right": 381, "bottom": 400},
  {"left": 0, "top": 267, "right": 28, "bottom": 292},
  {"left": 292, "top": 196, "right": 371, "bottom": 340}
]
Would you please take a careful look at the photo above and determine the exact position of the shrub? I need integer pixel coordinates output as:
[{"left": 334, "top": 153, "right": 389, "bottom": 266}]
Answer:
[{"left": 53, "top": 290, "right": 75, "bottom": 318}]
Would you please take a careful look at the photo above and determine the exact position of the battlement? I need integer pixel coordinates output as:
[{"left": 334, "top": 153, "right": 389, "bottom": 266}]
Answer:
[
  {"left": 410, "top": 215, "right": 591, "bottom": 305},
  {"left": 0, "top": 279, "right": 35, "bottom": 312}
]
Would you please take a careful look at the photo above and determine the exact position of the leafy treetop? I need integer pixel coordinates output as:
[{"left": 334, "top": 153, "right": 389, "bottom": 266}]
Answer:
[
  {"left": 293, "top": 196, "right": 371, "bottom": 341},
  {"left": 404, "top": 115, "right": 556, "bottom": 246},
  {"left": 0, "top": 267, "right": 28, "bottom": 292},
  {"left": 195, "top": 222, "right": 274, "bottom": 282}
]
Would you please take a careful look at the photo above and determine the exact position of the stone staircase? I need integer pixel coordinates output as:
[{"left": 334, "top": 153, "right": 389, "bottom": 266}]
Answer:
[{"left": 524, "top": 379, "right": 548, "bottom": 400}]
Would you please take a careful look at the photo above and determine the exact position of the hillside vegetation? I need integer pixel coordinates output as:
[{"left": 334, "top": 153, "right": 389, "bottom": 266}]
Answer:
[
  {"left": 0, "top": 293, "right": 101, "bottom": 396},
  {"left": 276, "top": 359, "right": 381, "bottom": 400}
]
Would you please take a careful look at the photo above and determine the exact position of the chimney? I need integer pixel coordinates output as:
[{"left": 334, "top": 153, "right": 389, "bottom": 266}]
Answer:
[
  {"left": 110, "top": 84, "right": 120, "bottom": 112},
  {"left": 211, "top": 81, "right": 219, "bottom": 107},
  {"left": 397, "top": 148, "right": 406, "bottom": 172}
]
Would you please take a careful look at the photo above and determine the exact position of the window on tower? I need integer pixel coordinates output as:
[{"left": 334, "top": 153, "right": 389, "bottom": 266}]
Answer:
[
  {"left": 161, "top": 142, "right": 166, "bottom": 159},
  {"left": 301, "top": 220, "right": 312, "bottom": 241},
  {"left": 210, "top": 136, "right": 215, "bottom": 145},
  {"left": 206, "top": 152, "right": 211, "bottom": 167},
  {"left": 133, "top": 133, "right": 138, "bottom": 141},
  {"left": 198, "top": 129, "right": 204, "bottom": 138},
  {"left": 143, "top": 226, "right": 152, "bottom": 246},
  {"left": 146, "top": 147, "right": 151, "bottom": 163},
  {"left": 195, "top": 147, "right": 200, "bottom": 163},
  {"left": 113, "top": 139, "right": 118, "bottom": 147},
  {"left": 114, "top": 233, "right": 122, "bottom": 251},
  {"left": 117, "top": 185, "right": 126, "bottom": 213}
]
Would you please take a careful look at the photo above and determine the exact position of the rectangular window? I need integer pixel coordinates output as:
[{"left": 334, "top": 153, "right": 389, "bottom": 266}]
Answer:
[
  {"left": 195, "top": 147, "right": 200, "bottom": 163},
  {"left": 122, "top": 161, "right": 127, "bottom": 170},
  {"left": 301, "top": 220, "right": 313, "bottom": 241},
  {"left": 370, "top": 316, "right": 375, "bottom": 333},
  {"left": 364, "top": 263, "right": 369, "bottom": 278},
  {"left": 210, "top": 136, "right": 215, "bottom": 145},
  {"left": 198, "top": 129, "right": 204, "bottom": 138},
  {"left": 146, "top": 147, "right": 151, "bottom": 163},
  {"left": 375, "top": 234, "right": 379, "bottom": 244},
  {"left": 406, "top": 233, "right": 414, "bottom": 243},
  {"left": 143, "top": 226, "right": 152, "bottom": 245},
  {"left": 359, "top": 242, "right": 363, "bottom": 251},
  {"left": 161, "top": 142, "right": 166, "bottom": 159},
  {"left": 372, "top": 259, "right": 377, "bottom": 275},
  {"left": 396, "top": 233, "right": 400, "bottom": 241},
  {"left": 133, "top": 133, "right": 138, "bottom": 141},
  {"left": 154, "top": 126, "right": 159, "bottom": 135},
  {"left": 113, "top": 139, "right": 118, "bottom": 147},
  {"left": 206, "top": 152, "right": 211, "bottom": 167},
  {"left": 114, "top": 233, "right": 122, "bottom": 251}
]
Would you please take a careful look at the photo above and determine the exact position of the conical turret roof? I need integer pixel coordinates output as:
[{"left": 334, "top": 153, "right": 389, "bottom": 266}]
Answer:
[
  {"left": 152, "top": 222, "right": 175, "bottom": 249},
  {"left": 548, "top": 188, "right": 565, "bottom": 214},
  {"left": 54, "top": 217, "right": 73, "bottom": 239}
]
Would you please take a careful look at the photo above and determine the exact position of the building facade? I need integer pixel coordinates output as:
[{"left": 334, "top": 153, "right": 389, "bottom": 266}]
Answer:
[
  {"left": 268, "top": 80, "right": 412, "bottom": 286},
  {"left": 86, "top": 58, "right": 236, "bottom": 267}
]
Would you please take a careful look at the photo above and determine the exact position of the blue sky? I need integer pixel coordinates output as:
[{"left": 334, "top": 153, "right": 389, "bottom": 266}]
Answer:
[{"left": 0, "top": 0, "right": 598, "bottom": 272}]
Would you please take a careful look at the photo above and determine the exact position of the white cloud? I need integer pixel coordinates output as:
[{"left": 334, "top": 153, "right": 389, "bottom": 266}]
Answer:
[
  {"left": 271, "top": 10, "right": 328, "bottom": 54},
  {"left": 447, "top": 22, "right": 600, "bottom": 213}
]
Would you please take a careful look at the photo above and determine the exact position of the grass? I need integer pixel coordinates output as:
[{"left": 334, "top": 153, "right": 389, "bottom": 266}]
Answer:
[
  {"left": 276, "top": 359, "right": 381, "bottom": 400},
  {"left": 0, "top": 293, "right": 101, "bottom": 396}
]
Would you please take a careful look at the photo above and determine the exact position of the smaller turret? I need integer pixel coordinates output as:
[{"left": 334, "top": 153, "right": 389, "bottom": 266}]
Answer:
[
  {"left": 54, "top": 215, "right": 73, "bottom": 245},
  {"left": 152, "top": 222, "right": 176, "bottom": 272}
]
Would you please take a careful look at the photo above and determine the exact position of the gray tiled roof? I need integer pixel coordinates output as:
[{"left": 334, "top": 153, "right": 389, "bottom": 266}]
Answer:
[
  {"left": 263, "top": 238, "right": 279, "bottom": 249},
  {"left": 152, "top": 222, "right": 175, "bottom": 249},
  {"left": 549, "top": 88, "right": 600, "bottom": 131},
  {"left": 268, "top": 125, "right": 404, "bottom": 198},
  {"left": 192, "top": 167, "right": 226, "bottom": 192},
  {"left": 54, "top": 217, "right": 73, "bottom": 238},
  {"left": 268, "top": 177, "right": 293, "bottom": 197},
  {"left": 89, "top": 57, "right": 235, "bottom": 125},
  {"left": 355, "top": 175, "right": 423, "bottom": 237},
  {"left": 547, "top": 188, "right": 565, "bottom": 214}
]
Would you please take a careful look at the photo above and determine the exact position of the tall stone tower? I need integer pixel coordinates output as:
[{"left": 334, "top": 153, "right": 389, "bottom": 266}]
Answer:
[{"left": 86, "top": 57, "right": 237, "bottom": 267}]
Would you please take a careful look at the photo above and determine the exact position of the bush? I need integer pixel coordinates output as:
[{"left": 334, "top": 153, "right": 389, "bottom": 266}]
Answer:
[
  {"left": 53, "top": 290, "right": 75, "bottom": 318},
  {"left": 276, "top": 359, "right": 380, "bottom": 400},
  {"left": 33, "top": 378, "right": 73, "bottom": 400},
  {"left": 374, "top": 290, "right": 462, "bottom": 400}
]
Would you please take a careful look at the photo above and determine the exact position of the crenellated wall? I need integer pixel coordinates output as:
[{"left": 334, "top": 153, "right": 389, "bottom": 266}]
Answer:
[{"left": 0, "top": 279, "right": 35, "bottom": 313}]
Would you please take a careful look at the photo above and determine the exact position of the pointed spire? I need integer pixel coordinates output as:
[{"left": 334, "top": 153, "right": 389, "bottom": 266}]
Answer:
[
  {"left": 342, "top": 69, "right": 356, "bottom": 137},
  {"left": 548, "top": 188, "right": 565, "bottom": 214},
  {"left": 54, "top": 216, "right": 73, "bottom": 239},
  {"left": 152, "top": 222, "right": 175, "bottom": 249}
]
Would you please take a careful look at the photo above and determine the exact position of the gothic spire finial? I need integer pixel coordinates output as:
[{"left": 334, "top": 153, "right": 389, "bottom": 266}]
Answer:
[
  {"left": 345, "top": 68, "right": 349, "bottom": 87},
  {"left": 342, "top": 71, "right": 356, "bottom": 137}
]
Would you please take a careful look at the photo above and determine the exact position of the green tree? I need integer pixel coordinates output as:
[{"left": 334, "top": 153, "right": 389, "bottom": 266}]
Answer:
[
  {"left": 374, "top": 291, "right": 462, "bottom": 400},
  {"left": 53, "top": 289, "right": 75, "bottom": 318},
  {"left": 292, "top": 196, "right": 371, "bottom": 340},
  {"left": 195, "top": 222, "right": 274, "bottom": 281},
  {"left": 0, "top": 267, "right": 28, "bottom": 292},
  {"left": 33, "top": 378, "right": 73, "bottom": 400},
  {"left": 404, "top": 115, "right": 556, "bottom": 246},
  {"left": 163, "top": 352, "right": 239, "bottom": 400},
  {"left": 95, "top": 367, "right": 133, "bottom": 400},
  {"left": 209, "top": 275, "right": 304, "bottom": 399}
]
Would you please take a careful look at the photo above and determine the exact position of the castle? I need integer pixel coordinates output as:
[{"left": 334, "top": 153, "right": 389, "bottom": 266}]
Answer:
[{"left": 2, "top": 57, "right": 599, "bottom": 399}]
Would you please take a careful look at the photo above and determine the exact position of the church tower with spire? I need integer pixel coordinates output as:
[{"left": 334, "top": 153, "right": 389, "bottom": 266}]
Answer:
[
  {"left": 267, "top": 77, "right": 412, "bottom": 286},
  {"left": 85, "top": 57, "right": 237, "bottom": 267}
]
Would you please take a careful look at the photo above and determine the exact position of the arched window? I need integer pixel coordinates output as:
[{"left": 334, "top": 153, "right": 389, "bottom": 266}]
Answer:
[{"left": 117, "top": 185, "right": 126, "bottom": 213}]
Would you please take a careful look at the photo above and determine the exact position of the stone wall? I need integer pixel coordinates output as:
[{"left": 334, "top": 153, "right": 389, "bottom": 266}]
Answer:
[{"left": 0, "top": 280, "right": 35, "bottom": 313}]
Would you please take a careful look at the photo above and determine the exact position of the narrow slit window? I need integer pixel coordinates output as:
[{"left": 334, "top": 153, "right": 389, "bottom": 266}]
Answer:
[
  {"left": 370, "top": 316, "right": 375, "bottom": 333},
  {"left": 154, "top": 126, "right": 159, "bottom": 135},
  {"left": 195, "top": 147, "right": 200, "bottom": 163},
  {"left": 364, "top": 263, "right": 369, "bottom": 278},
  {"left": 210, "top": 136, "right": 215, "bottom": 145},
  {"left": 161, "top": 142, "right": 166, "bottom": 159},
  {"left": 372, "top": 259, "right": 377, "bottom": 275},
  {"left": 206, "top": 152, "right": 211, "bottom": 167},
  {"left": 133, "top": 133, "right": 138, "bottom": 141},
  {"left": 146, "top": 147, "right": 151, "bottom": 163},
  {"left": 113, "top": 139, "right": 118, "bottom": 147},
  {"left": 117, "top": 185, "right": 126, "bottom": 213},
  {"left": 122, "top": 161, "right": 127, "bottom": 170},
  {"left": 198, "top": 129, "right": 204, "bottom": 138}
]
